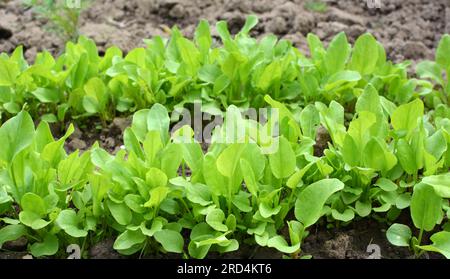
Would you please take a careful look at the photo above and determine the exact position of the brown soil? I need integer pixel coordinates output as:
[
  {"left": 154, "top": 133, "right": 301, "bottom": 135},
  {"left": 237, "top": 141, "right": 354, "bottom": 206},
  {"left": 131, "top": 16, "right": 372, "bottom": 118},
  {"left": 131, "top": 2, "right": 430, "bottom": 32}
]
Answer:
[{"left": 0, "top": 0, "right": 447, "bottom": 63}]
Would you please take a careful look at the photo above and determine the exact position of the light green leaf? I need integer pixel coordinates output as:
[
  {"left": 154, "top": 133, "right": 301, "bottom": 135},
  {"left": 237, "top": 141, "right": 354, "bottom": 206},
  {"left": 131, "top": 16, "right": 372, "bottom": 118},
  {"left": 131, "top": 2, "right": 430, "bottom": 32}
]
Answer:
[
  {"left": 269, "top": 137, "right": 296, "bottom": 179},
  {"left": 154, "top": 229, "right": 184, "bottom": 253},
  {"left": 206, "top": 208, "right": 228, "bottom": 232},
  {"left": 30, "top": 234, "right": 59, "bottom": 257},
  {"left": 422, "top": 173, "right": 450, "bottom": 198},
  {"left": 386, "top": 223, "right": 412, "bottom": 247},
  {"left": 56, "top": 209, "right": 88, "bottom": 238},
  {"left": 0, "top": 111, "right": 35, "bottom": 162},
  {"left": 417, "top": 231, "right": 450, "bottom": 259},
  {"left": 295, "top": 179, "right": 344, "bottom": 227},
  {"left": 410, "top": 183, "right": 442, "bottom": 232}
]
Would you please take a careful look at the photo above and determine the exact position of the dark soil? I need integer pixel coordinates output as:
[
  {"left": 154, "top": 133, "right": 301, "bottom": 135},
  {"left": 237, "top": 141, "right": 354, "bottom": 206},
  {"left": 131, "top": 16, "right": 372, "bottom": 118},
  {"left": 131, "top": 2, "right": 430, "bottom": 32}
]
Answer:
[
  {"left": 0, "top": 0, "right": 447, "bottom": 63},
  {"left": 60, "top": 116, "right": 130, "bottom": 154}
]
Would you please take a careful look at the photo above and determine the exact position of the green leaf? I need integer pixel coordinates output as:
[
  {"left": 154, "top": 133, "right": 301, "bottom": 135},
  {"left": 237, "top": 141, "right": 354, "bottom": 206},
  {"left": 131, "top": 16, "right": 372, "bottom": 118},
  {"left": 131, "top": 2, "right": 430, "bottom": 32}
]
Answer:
[
  {"left": 30, "top": 234, "right": 59, "bottom": 257},
  {"left": 375, "top": 178, "right": 398, "bottom": 192},
  {"left": 0, "top": 224, "right": 27, "bottom": 248},
  {"left": 422, "top": 173, "right": 450, "bottom": 198},
  {"left": 146, "top": 168, "right": 168, "bottom": 188},
  {"left": 240, "top": 159, "right": 258, "bottom": 196},
  {"left": 355, "top": 201, "right": 371, "bottom": 217},
  {"left": 206, "top": 208, "right": 228, "bottom": 232},
  {"left": 148, "top": 104, "right": 170, "bottom": 143},
  {"left": 325, "top": 32, "right": 350, "bottom": 75},
  {"left": 259, "top": 202, "right": 281, "bottom": 219},
  {"left": 113, "top": 229, "right": 146, "bottom": 250},
  {"left": 21, "top": 193, "right": 46, "bottom": 215},
  {"left": 145, "top": 186, "right": 170, "bottom": 208},
  {"left": 299, "top": 104, "right": 320, "bottom": 139},
  {"left": 19, "top": 211, "right": 50, "bottom": 230},
  {"left": 436, "top": 34, "right": 450, "bottom": 71},
  {"left": 239, "top": 15, "right": 258, "bottom": 35},
  {"left": 269, "top": 137, "right": 296, "bottom": 179},
  {"left": 386, "top": 223, "right": 412, "bottom": 247},
  {"left": 410, "top": 183, "right": 442, "bottom": 232},
  {"left": 267, "top": 235, "right": 300, "bottom": 254},
  {"left": 363, "top": 138, "right": 397, "bottom": 172},
  {"left": 56, "top": 209, "right": 88, "bottom": 238},
  {"left": 391, "top": 99, "right": 424, "bottom": 136},
  {"left": 31, "top": 88, "right": 61, "bottom": 103},
  {"left": 417, "top": 231, "right": 450, "bottom": 259},
  {"left": 331, "top": 208, "right": 354, "bottom": 222},
  {"left": 0, "top": 59, "right": 19, "bottom": 86},
  {"left": 107, "top": 200, "right": 132, "bottom": 226},
  {"left": 396, "top": 139, "right": 417, "bottom": 175},
  {"left": 154, "top": 229, "right": 184, "bottom": 253},
  {"left": 0, "top": 111, "right": 35, "bottom": 162},
  {"left": 295, "top": 178, "right": 344, "bottom": 227},
  {"left": 349, "top": 33, "right": 379, "bottom": 75}
]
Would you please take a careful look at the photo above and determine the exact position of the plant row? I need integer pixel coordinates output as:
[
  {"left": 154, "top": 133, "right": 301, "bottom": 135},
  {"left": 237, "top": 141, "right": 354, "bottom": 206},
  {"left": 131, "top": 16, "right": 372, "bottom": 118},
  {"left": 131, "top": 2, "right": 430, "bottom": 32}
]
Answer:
[
  {"left": 0, "top": 88, "right": 449, "bottom": 258},
  {"left": 0, "top": 16, "right": 449, "bottom": 126}
]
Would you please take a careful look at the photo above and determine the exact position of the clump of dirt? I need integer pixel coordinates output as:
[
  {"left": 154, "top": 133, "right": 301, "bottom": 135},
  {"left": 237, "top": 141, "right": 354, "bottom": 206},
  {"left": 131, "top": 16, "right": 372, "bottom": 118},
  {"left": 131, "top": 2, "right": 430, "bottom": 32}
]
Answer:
[
  {"left": 2, "top": 237, "right": 28, "bottom": 252},
  {"left": 63, "top": 116, "right": 130, "bottom": 154},
  {"left": 302, "top": 219, "right": 412, "bottom": 259},
  {"left": 314, "top": 125, "right": 331, "bottom": 157},
  {"left": 89, "top": 238, "right": 124, "bottom": 259},
  {"left": 0, "top": 0, "right": 447, "bottom": 63}
]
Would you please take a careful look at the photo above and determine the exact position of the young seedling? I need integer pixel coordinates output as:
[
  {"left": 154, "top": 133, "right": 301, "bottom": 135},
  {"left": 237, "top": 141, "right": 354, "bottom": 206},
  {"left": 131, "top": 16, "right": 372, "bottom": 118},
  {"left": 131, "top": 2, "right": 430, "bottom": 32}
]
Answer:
[{"left": 23, "top": 0, "right": 91, "bottom": 43}]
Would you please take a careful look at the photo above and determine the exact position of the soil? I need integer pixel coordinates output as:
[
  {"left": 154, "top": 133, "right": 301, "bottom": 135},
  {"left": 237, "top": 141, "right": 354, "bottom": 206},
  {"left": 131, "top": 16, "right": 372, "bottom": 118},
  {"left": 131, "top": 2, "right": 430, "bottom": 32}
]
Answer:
[{"left": 0, "top": 0, "right": 447, "bottom": 63}]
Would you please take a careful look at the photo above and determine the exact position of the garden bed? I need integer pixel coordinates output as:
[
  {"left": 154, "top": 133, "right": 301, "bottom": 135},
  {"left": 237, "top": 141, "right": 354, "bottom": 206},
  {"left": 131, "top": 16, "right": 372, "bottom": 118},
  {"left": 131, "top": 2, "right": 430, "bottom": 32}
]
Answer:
[{"left": 0, "top": 1, "right": 449, "bottom": 260}]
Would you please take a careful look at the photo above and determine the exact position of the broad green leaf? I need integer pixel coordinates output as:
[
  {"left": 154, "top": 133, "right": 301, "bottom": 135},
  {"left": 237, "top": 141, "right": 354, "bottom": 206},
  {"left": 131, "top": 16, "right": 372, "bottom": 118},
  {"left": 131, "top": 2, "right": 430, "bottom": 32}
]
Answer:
[
  {"left": 56, "top": 209, "right": 88, "bottom": 238},
  {"left": 0, "top": 59, "right": 19, "bottom": 86},
  {"left": 375, "top": 178, "right": 398, "bottom": 192},
  {"left": 396, "top": 139, "right": 417, "bottom": 175},
  {"left": 144, "top": 186, "right": 169, "bottom": 208},
  {"left": 355, "top": 201, "right": 371, "bottom": 217},
  {"left": 391, "top": 99, "right": 424, "bottom": 136},
  {"left": 386, "top": 223, "right": 412, "bottom": 247},
  {"left": 363, "top": 138, "right": 397, "bottom": 172},
  {"left": 31, "top": 88, "right": 61, "bottom": 103},
  {"left": 425, "top": 130, "right": 447, "bottom": 161},
  {"left": 146, "top": 168, "right": 168, "bottom": 188},
  {"left": 422, "top": 173, "right": 450, "bottom": 198},
  {"left": 331, "top": 208, "right": 354, "bottom": 222},
  {"left": 206, "top": 208, "right": 228, "bottom": 232},
  {"left": 295, "top": 179, "right": 344, "bottom": 227},
  {"left": 410, "top": 183, "right": 442, "bottom": 232},
  {"left": 436, "top": 34, "right": 450, "bottom": 71},
  {"left": 0, "top": 111, "right": 35, "bottom": 162},
  {"left": 299, "top": 104, "right": 320, "bottom": 139},
  {"left": 325, "top": 32, "right": 350, "bottom": 75},
  {"left": 240, "top": 159, "right": 258, "bottom": 196},
  {"left": 417, "top": 231, "right": 450, "bottom": 259},
  {"left": 107, "top": 200, "right": 132, "bottom": 226},
  {"left": 147, "top": 104, "right": 170, "bottom": 143},
  {"left": 349, "top": 33, "right": 379, "bottom": 75},
  {"left": 30, "top": 234, "right": 59, "bottom": 257},
  {"left": 113, "top": 230, "right": 146, "bottom": 250},
  {"left": 267, "top": 235, "right": 300, "bottom": 254},
  {"left": 154, "top": 229, "right": 184, "bottom": 253},
  {"left": 21, "top": 193, "right": 46, "bottom": 215},
  {"left": 259, "top": 202, "right": 281, "bottom": 219},
  {"left": 269, "top": 137, "right": 296, "bottom": 179}
]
